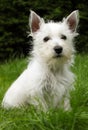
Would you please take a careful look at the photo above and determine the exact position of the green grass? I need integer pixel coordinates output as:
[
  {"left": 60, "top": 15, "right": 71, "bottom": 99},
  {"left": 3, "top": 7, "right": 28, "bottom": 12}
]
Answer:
[{"left": 0, "top": 55, "right": 88, "bottom": 130}]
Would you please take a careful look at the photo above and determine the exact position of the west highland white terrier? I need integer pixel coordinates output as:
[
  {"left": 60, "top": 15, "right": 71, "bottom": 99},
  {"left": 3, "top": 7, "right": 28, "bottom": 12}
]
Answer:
[{"left": 2, "top": 10, "right": 79, "bottom": 111}]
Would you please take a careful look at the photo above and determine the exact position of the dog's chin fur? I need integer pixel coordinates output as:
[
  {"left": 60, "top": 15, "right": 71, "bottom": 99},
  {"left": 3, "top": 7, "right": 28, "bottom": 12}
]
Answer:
[{"left": 2, "top": 10, "right": 79, "bottom": 111}]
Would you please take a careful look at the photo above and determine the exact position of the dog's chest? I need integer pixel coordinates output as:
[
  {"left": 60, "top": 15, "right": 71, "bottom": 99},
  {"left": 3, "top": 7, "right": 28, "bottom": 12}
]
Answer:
[{"left": 40, "top": 72, "right": 67, "bottom": 106}]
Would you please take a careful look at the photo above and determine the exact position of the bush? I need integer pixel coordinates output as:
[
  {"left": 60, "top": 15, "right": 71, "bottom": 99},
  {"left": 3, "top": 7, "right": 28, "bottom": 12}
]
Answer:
[{"left": 0, "top": 0, "right": 88, "bottom": 61}]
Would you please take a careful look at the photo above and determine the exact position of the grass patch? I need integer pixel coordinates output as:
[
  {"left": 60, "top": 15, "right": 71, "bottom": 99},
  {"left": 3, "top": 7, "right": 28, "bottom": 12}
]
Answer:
[{"left": 0, "top": 55, "right": 88, "bottom": 130}]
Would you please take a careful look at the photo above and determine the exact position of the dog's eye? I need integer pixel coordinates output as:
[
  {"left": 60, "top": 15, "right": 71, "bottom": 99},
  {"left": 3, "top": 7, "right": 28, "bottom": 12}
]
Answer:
[
  {"left": 43, "top": 36, "right": 50, "bottom": 42},
  {"left": 61, "top": 34, "right": 67, "bottom": 40}
]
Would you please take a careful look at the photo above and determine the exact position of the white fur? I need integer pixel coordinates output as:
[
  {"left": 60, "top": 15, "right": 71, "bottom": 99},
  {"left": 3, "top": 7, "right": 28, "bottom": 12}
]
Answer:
[{"left": 2, "top": 10, "right": 79, "bottom": 111}]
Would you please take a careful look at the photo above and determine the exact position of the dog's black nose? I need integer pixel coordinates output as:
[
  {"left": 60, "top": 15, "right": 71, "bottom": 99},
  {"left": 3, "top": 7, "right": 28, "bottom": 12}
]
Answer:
[{"left": 54, "top": 46, "right": 63, "bottom": 54}]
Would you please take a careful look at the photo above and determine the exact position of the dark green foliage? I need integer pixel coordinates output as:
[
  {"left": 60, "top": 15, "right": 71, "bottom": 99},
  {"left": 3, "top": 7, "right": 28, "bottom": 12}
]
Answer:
[
  {"left": 0, "top": 0, "right": 31, "bottom": 61},
  {"left": 0, "top": 0, "right": 88, "bottom": 61}
]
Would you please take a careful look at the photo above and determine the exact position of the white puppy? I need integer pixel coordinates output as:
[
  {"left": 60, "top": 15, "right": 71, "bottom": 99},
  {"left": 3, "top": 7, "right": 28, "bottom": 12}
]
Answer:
[{"left": 2, "top": 10, "right": 79, "bottom": 111}]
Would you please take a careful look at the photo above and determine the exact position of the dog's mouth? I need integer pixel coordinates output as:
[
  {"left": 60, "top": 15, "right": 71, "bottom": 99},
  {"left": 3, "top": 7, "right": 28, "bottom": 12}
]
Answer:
[{"left": 54, "top": 54, "right": 63, "bottom": 58}]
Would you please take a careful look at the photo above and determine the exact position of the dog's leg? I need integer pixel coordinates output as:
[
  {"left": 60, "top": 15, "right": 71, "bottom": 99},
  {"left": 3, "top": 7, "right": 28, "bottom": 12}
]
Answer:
[{"left": 64, "top": 97, "right": 71, "bottom": 111}]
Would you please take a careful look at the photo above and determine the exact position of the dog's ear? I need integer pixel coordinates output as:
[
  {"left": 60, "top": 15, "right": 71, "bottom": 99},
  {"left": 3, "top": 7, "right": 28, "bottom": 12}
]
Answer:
[
  {"left": 29, "top": 10, "right": 44, "bottom": 33},
  {"left": 65, "top": 10, "right": 79, "bottom": 32}
]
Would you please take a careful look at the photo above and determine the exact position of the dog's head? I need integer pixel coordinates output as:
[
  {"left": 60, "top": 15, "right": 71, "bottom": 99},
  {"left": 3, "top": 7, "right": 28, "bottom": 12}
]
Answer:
[{"left": 29, "top": 10, "right": 79, "bottom": 64}]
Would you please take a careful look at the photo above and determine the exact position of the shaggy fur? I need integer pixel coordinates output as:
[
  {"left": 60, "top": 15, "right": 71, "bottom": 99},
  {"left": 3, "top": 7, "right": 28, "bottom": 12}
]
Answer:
[{"left": 2, "top": 10, "right": 79, "bottom": 111}]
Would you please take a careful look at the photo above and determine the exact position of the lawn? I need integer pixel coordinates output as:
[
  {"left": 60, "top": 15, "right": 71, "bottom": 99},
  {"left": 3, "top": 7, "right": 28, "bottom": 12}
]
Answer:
[{"left": 0, "top": 55, "right": 88, "bottom": 130}]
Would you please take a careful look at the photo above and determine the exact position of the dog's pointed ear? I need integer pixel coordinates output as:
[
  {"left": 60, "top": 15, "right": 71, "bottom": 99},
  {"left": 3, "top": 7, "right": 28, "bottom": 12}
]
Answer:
[
  {"left": 29, "top": 10, "right": 44, "bottom": 33},
  {"left": 65, "top": 10, "right": 79, "bottom": 32}
]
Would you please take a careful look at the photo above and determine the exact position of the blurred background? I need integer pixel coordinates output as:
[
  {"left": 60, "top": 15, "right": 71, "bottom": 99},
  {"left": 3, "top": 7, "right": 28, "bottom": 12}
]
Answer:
[{"left": 0, "top": 0, "right": 88, "bottom": 62}]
